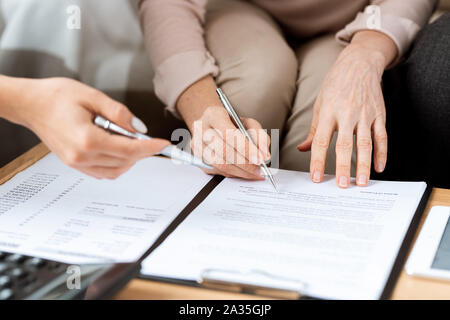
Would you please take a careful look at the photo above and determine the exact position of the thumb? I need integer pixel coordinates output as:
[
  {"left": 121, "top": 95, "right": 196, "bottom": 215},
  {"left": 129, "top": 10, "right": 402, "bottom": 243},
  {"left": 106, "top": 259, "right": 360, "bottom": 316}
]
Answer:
[
  {"left": 299, "top": 99, "right": 321, "bottom": 152},
  {"left": 297, "top": 131, "right": 314, "bottom": 152},
  {"left": 298, "top": 111, "right": 319, "bottom": 152},
  {"left": 297, "top": 123, "right": 317, "bottom": 152},
  {"left": 86, "top": 90, "right": 148, "bottom": 134}
]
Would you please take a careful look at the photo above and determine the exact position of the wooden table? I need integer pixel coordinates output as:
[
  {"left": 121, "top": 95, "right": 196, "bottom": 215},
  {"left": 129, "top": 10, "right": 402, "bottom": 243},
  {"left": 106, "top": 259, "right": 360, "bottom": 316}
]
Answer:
[{"left": 1, "top": 144, "right": 450, "bottom": 300}]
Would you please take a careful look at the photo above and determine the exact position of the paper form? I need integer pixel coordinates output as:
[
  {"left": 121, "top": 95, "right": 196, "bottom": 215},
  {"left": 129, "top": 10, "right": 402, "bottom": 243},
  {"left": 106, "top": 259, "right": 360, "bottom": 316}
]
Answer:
[
  {"left": 0, "top": 154, "right": 212, "bottom": 264},
  {"left": 141, "top": 170, "right": 426, "bottom": 299}
]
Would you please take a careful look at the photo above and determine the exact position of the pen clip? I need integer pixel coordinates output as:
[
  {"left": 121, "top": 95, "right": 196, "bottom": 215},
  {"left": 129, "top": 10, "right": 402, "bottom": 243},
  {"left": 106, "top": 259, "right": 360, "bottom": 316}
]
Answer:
[
  {"left": 94, "top": 115, "right": 146, "bottom": 140},
  {"left": 198, "top": 268, "right": 308, "bottom": 299}
]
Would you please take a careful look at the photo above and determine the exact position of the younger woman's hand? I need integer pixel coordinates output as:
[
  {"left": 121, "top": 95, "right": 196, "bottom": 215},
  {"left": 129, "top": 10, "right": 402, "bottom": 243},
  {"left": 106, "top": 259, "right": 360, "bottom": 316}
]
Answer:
[{"left": 12, "top": 77, "right": 170, "bottom": 179}]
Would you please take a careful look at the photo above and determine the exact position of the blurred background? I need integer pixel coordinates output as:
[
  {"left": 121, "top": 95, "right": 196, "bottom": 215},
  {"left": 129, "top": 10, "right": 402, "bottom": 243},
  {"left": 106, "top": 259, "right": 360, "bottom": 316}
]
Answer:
[{"left": 0, "top": 0, "right": 449, "bottom": 168}]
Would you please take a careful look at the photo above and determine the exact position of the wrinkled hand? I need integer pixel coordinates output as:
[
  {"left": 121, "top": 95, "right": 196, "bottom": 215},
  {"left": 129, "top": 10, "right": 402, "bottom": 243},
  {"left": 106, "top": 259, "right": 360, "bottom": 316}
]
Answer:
[
  {"left": 19, "top": 78, "right": 170, "bottom": 179},
  {"left": 190, "top": 106, "right": 271, "bottom": 180},
  {"left": 298, "top": 32, "right": 396, "bottom": 188}
]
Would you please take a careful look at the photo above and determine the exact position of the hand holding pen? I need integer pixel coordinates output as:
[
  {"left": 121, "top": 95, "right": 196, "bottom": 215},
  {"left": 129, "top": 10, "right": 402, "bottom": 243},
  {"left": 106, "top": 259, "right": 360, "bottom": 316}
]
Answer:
[
  {"left": 14, "top": 78, "right": 171, "bottom": 180},
  {"left": 94, "top": 116, "right": 212, "bottom": 170},
  {"left": 167, "top": 77, "right": 273, "bottom": 183},
  {"left": 217, "top": 89, "right": 278, "bottom": 191}
]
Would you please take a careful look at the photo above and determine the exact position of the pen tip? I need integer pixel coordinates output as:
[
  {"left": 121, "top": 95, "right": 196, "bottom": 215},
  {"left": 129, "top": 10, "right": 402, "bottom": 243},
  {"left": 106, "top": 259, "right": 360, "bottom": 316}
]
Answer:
[{"left": 267, "top": 175, "right": 278, "bottom": 193}]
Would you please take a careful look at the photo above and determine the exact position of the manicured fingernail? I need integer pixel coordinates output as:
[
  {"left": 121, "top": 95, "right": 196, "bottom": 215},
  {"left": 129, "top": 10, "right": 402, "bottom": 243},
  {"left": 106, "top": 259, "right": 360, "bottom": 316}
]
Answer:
[
  {"left": 313, "top": 171, "right": 321, "bottom": 183},
  {"left": 357, "top": 175, "right": 367, "bottom": 186},
  {"left": 131, "top": 116, "right": 148, "bottom": 134},
  {"left": 339, "top": 176, "right": 348, "bottom": 188}
]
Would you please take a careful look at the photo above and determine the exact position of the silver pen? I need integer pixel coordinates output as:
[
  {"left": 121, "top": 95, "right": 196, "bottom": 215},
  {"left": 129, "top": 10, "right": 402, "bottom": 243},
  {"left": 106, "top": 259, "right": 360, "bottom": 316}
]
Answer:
[
  {"left": 94, "top": 115, "right": 213, "bottom": 170},
  {"left": 216, "top": 88, "right": 278, "bottom": 192}
]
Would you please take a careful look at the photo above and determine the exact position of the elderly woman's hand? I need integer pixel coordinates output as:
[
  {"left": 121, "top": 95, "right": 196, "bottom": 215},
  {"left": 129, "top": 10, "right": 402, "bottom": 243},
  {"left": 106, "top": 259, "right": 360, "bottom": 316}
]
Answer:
[
  {"left": 177, "top": 76, "right": 271, "bottom": 180},
  {"left": 298, "top": 31, "right": 398, "bottom": 188}
]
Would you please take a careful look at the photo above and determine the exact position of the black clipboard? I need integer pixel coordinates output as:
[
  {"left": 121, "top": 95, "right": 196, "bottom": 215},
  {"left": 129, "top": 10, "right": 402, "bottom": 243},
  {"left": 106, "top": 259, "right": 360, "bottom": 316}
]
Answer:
[
  {"left": 136, "top": 176, "right": 433, "bottom": 300},
  {"left": 379, "top": 185, "right": 432, "bottom": 299}
]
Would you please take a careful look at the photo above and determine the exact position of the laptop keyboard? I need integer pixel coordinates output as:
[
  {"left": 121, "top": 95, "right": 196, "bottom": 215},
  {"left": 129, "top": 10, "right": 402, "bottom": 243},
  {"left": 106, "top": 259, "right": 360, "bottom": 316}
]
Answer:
[{"left": 0, "top": 251, "right": 70, "bottom": 300}]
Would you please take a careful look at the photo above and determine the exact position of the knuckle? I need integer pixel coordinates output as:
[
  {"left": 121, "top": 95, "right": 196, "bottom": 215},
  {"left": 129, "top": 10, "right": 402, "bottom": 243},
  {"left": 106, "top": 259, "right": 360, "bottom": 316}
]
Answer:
[
  {"left": 191, "top": 146, "right": 201, "bottom": 157},
  {"left": 119, "top": 145, "right": 136, "bottom": 158},
  {"left": 245, "top": 118, "right": 260, "bottom": 129},
  {"left": 65, "top": 151, "right": 84, "bottom": 167},
  {"left": 202, "top": 107, "right": 214, "bottom": 119},
  {"left": 336, "top": 164, "right": 351, "bottom": 172},
  {"left": 215, "top": 164, "right": 229, "bottom": 172},
  {"left": 90, "top": 88, "right": 104, "bottom": 102},
  {"left": 374, "top": 132, "right": 388, "bottom": 144},
  {"left": 112, "top": 103, "right": 128, "bottom": 120},
  {"left": 106, "top": 169, "right": 123, "bottom": 180},
  {"left": 203, "top": 106, "right": 224, "bottom": 120},
  {"left": 79, "top": 134, "right": 96, "bottom": 151},
  {"left": 313, "top": 137, "right": 330, "bottom": 149},
  {"left": 203, "top": 169, "right": 217, "bottom": 176},
  {"left": 375, "top": 151, "right": 388, "bottom": 160},
  {"left": 202, "top": 130, "right": 215, "bottom": 144},
  {"left": 357, "top": 138, "right": 373, "bottom": 150},
  {"left": 311, "top": 160, "right": 324, "bottom": 169},
  {"left": 47, "top": 77, "right": 72, "bottom": 92},
  {"left": 336, "top": 140, "right": 353, "bottom": 152},
  {"left": 241, "top": 164, "right": 253, "bottom": 172},
  {"left": 191, "top": 136, "right": 202, "bottom": 148},
  {"left": 357, "top": 162, "right": 371, "bottom": 172}
]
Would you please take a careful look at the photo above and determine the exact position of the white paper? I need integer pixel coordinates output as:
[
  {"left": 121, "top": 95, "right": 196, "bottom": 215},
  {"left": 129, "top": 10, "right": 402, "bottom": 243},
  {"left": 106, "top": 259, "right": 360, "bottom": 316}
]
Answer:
[
  {"left": 0, "top": 154, "right": 212, "bottom": 264},
  {"left": 142, "top": 170, "right": 426, "bottom": 299}
]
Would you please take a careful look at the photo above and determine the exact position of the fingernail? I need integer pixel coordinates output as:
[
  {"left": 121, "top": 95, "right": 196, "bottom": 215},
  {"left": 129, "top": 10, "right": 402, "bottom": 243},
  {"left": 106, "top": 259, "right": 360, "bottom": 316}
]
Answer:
[
  {"left": 313, "top": 171, "right": 321, "bottom": 183},
  {"left": 377, "top": 162, "right": 384, "bottom": 172},
  {"left": 357, "top": 175, "right": 367, "bottom": 186},
  {"left": 131, "top": 116, "right": 148, "bottom": 134},
  {"left": 339, "top": 176, "right": 348, "bottom": 188},
  {"left": 259, "top": 168, "right": 266, "bottom": 177}
]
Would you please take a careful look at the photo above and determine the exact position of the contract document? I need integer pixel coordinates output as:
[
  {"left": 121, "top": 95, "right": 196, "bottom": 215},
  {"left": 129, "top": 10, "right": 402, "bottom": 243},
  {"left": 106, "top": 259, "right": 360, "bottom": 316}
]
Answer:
[
  {"left": 0, "top": 154, "right": 212, "bottom": 264},
  {"left": 141, "top": 170, "right": 427, "bottom": 299}
]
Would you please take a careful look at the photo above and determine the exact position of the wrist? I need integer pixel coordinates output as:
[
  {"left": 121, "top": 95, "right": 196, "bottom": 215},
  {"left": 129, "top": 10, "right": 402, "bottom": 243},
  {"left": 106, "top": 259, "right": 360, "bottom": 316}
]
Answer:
[
  {"left": 345, "top": 43, "right": 387, "bottom": 76},
  {"left": 0, "top": 75, "right": 35, "bottom": 127},
  {"left": 350, "top": 30, "right": 398, "bottom": 69},
  {"left": 176, "top": 75, "right": 222, "bottom": 131}
]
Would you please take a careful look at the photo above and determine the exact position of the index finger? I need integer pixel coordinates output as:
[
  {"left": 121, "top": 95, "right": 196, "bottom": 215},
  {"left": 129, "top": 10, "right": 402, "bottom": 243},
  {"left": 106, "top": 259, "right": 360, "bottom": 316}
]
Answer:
[
  {"left": 310, "top": 118, "right": 336, "bottom": 183},
  {"left": 242, "top": 118, "right": 271, "bottom": 162},
  {"left": 210, "top": 116, "right": 263, "bottom": 166},
  {"left": 90, "top": 126, "right": 170, "bottom": 159}
]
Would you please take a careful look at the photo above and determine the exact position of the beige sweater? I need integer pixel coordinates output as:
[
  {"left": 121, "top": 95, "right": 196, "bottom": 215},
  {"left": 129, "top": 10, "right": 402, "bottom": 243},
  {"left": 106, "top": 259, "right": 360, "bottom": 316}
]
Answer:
[{"left": 139, "top": 0, "right": 437, "bottom": 114}]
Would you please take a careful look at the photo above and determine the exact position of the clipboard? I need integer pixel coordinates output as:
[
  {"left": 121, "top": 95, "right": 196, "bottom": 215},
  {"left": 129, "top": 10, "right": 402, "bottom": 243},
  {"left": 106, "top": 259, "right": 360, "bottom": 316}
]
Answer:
[{"left": 136, "top": 174, "right": 433, "bottom": 300}]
